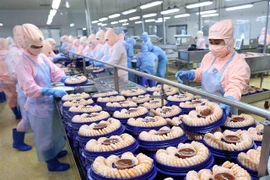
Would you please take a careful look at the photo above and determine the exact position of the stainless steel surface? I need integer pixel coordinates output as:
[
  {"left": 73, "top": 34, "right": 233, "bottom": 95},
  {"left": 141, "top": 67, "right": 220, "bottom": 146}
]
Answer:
[
  {"left": 245, "top": 56, "right": 270, "bottom": 74},
  {"left": 179, "top": 50, "right": 209, "bottom": 63},
  {"left": 241, "top": 91, "right": 270, "bottom": 104}
]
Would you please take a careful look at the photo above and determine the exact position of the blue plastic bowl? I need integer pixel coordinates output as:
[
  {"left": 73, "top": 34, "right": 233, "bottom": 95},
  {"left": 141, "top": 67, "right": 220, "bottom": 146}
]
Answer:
[
  {"left": 254, "top": 140, "right": 261, "bottom": 147},
  {"left": 68, "top": 109, "right": 103, "bottom": 117},
  {"left": 203, "top": 139, "right": 256, "bottom": 160},
  {"left": 87, "top": 163, "right": 157, "bottom": 180},
  {"left": 103, "top": 105, "right": 138, "bottom": 112},
  {"left": 113, "top": 112, "right": 149, "bottom": 125},
  {"left": 236, "top": 159, "right": 258, "bottom": 179},
  {"left": 71, "top": 116, "right": 110, "bottom": 130},
  {"left": 221, "top": 122, "right": 257, "bottom": 131},
  {"left": 181, "top": 111, "right": 227, "bottom": 133}
]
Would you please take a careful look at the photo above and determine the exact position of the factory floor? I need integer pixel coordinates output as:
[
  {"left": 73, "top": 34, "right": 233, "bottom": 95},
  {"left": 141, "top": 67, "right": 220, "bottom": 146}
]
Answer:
[{"left": 0, "top": 76, "right": 269, "bottom": 180}]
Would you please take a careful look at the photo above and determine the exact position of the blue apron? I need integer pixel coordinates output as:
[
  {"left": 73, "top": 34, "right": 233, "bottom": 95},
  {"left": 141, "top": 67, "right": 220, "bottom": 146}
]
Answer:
[
  {"left": 23, "top": 53, "right": 65, "bottom": 161},
  {"left": 201, "top": 51, "right": 237, "bottom": 114}
]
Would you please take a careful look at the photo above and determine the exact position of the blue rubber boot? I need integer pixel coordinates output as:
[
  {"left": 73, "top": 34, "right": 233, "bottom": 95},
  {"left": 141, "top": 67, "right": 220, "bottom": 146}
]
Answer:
[
  {"left": 148, "top": 79, "right": 155, "bottom": 87},
  {"left": 57, "top": 150, "right": 68, "bottom": 158},
  {"left": 140, "top": 77, "right": 147, "bottom": 87},
  {"left": 12, "top": 128, "right": 32, "bottom": 151},
  {"left": 11, "top": 107, "right": 22, "bottom": 120},
  {"left": 46, "top": 157, "right": 70, "bottom": 172},
  {"left": 0, "top": 92, "right": 6, "bottom": 103}
]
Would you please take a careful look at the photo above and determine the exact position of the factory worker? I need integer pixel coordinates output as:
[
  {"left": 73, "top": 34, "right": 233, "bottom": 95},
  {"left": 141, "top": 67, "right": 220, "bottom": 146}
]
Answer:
[
  {"left": 70, "top": 39, "right": 83, "bottom": 55},
  {"left": 6, "top": 37, "right": 14, "bottom": 48},
  {"left": 126, "top": 37, "right": 136, "bottom": 47},
  {"left": 15, "top": 24, "right": 70, "bottom": 171},
  {"left": 104, "top": 28, "right": 128, "bottom": 79},
  {"left": 5, "top": 26, "right": 32, "bottom": 151},
  {"left": 80, "top": 36, "right": 89, "bottom": 56},
  {"left": 60, "top": 35, "right": 69, "bottom": 51},
  {"left": 47, "top": 38, "right": 56, "bottom": 50},
  {"left": 137, "top": 44, "right": 157, "bottom": 75},
  {"left": 87, "top": 34, "right": 97, "bottom": 58},
  {"left": 142, "top": 32, "right": 149, "bottom": 43},
  {"left": 175, "top": 19, "right": 251, "bottom": 115},
  {"left": 42, "top": 39, "right": 65, "bottom": 62},
  {"left": 258, "top": 27, "right": 270, "bottom": 46},
  {"left": 94, "top": 30, "right": 105, "bottom": 59},
  {"left": 196, "top": 30, "right": 206, "bottom": 49},
  {"left": 146, "top": 42, "right": 168, "bottom": 78},
  {"left": 0, "top": 38, "right": 21, "bottom": 119}
]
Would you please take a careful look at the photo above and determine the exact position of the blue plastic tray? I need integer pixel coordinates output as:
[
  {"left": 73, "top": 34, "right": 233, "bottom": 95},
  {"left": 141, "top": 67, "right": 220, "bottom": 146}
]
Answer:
[
  {"left": 104, "top": 105, "right": 138, "bottom": 112},
  {"left": 181, "top": 111, "right": 227, "bottom": 133}
]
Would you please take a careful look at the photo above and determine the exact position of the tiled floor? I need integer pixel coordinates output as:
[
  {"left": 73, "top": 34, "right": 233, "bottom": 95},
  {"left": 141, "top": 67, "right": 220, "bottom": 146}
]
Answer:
[{"left": 0, "top": 76, "right": 269, "bottom": 180}]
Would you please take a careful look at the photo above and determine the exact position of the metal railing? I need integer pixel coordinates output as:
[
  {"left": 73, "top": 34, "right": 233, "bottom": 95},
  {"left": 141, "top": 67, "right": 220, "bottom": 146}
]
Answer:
[{"left": 67, "top": 52, "right": 270, "bottom": 178}]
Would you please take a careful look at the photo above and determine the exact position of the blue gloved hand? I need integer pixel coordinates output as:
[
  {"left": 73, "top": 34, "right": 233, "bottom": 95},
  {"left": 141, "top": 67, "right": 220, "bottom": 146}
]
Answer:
[
  {"left": 60, "top": 76, "right": 68, "bottom": 83},
  {"left": 175, "top": 70, "right": 195, "bottom": 83},
  {"left": 42, "top": 88, "right": 67, "bottom": 98},
  {"left": 220, "top": 96, "right": 235, "bottom": 115}
]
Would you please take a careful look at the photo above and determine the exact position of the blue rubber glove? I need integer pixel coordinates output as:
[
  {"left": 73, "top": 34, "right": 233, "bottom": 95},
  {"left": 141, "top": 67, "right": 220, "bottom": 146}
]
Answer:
[
  {"left": 60, "top": 76, "right": 68, "bottom": 83},
  {"left": 42, "top": 88, "right": 67, "bottom": 98},
  {"left": 220, "top": 96, "right": 234, "bottom": 115},
  {"left": 175, "top": 70, "right": 195, "bottom": 83}
]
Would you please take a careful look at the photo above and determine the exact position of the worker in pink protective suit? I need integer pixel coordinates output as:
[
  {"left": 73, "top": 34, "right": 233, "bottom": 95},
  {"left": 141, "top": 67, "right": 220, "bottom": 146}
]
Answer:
[
  {"left": 15, "top": 24, "right": 70, "bottom": 171},
  {"left": 258, "top": 27, "right": 270, "bottom": 46},
  {"left": 176, "top": 19, "right": 250, "bottom": 115},
  {"left": 94, "top": 30, "right": 105, "bottom": 59},
  {"left": 70, "top": 38, "right": 83, "bottom": 55},
  {"left": 87, "top": 34, "right": 97, "bottom": 58},
  {"left": 5, "top": 25, "right": 32, "bottom": 152},
  {"left": 0, "top": 38, "right": 21, "bottom": 119},
  {"left": 104, "top": 28, "right": 128, "bottom": 79},
  {"left": 42, "top": 39, "right": 56, "bottom": 58},
  {"left": 80, "top": 36, "right": 89, "bottom": 56},
  {"left": 196, "top": 30, "right": 206, "bottom": 49},
  {"left": 60, "top": 35, "right": 69, "bottom": 51}
]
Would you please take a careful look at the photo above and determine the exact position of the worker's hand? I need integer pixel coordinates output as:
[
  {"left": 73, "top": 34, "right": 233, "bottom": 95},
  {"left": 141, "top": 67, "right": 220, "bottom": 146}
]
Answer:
[
  {"left": 175, "top": 70, "right": 195, "bottom": 83},
  {"left": 219, "top": 96, "right": 235, "bottom": 116},
  {"left": 42, "top": 88, "right": 67, "bottom": 98},
  {"left": 60, "top": 76, "right": 68, "bottom": 83}
]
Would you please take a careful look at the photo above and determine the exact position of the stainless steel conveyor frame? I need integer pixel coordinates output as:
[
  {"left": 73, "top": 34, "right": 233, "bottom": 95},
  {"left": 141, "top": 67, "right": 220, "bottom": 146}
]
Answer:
[{"left": 70, "top": 53, "right": 270, "bottom": 178}]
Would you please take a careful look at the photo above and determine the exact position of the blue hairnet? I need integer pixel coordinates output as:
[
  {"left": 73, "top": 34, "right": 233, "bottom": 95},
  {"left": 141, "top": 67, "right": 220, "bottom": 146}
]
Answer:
[
  {"left": 126, "top": 38, "right": 136, "bottom": 47},
  {"left": 142, "top": 32, "right": 149, "bottom": 43}
]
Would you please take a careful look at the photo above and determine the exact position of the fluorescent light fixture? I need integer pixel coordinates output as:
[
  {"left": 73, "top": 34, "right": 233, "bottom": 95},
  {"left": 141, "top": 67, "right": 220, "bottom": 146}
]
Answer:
[
  {"left": 97, "top": 22, "right": 102, "bottom": 25},
  {"left": 135, "top": 21, "right": 142, "bottom": 24},
  {"left": 225, "top": 4, "right": 253, "bottom": 11},
  {"left": 48, "top": 14, "right": 54, "bottom": 21},
  {"left": 108, "top": 13, "right": 120, "bottom": 19},
  {"left": 111, "top": 21, "right": 119, "bottom": 25},
  {"left": 92, "top": 20, "right": 99, "bottom": 24},
  {"left": 160, "top": 8, "right": 179, "bottom": 15},
  {"left": 186, "top": 1, "right": 213, "bottom": 9},
  {"left": 143, "top": 13, "right": 157, "bottom": 18},
  {"left": 201, "top": 13, "right": 219, "bottom": 17},
  {"left": 140, "top": 1, "right": 163, "bottom": 9},
  {"left": 52, "top": 0, "right": 61, "bottom": 9},
  {"left": 70, "top": 23, "right": 74, "bottom": 27},
  {"left": 46, "top": 19, "right": 52, "bottom": 25},
  {"left": 163, "top": 17, "right": 171, "bottom": 20},
  {"left": 145, "top": 19, "right": 155, "bottom": 22},
  {"left": 65, "top": 1, "right": 70, "bottom": 8},
  {"left": 129, "top": 16, "right": 140, "bottom": 21},
  {"left": 122, "top": 9, "right": 137, "bottom": 15},
  {"left": 99, "top": 17, "right": 108, "bottom": 22},
  {"left": 0, "top": 23, "right": 3, "bottom": 26},
  {"left": 122, "top": 23, "right": 129, "bottom": 26},
  {"left": 82, "top": 28, "right": 86, "bottom": 30},
  {"left": 174, "top": 13, "right": 190, "bottom": 18},
  {"left": 196, "top": 10, "right": 217, "bottom": 15},
  {"left": 50, "top": 9, "right": 57, "bottom": 16},
  {"left": 101, "top": 24, "right": 107, "bottom": 26},
  {"left": 119, "top": 19, "right": 128, "bottom": 23},
  {"left": 155, "top": 19, "right": 163, "bottom": 23}
]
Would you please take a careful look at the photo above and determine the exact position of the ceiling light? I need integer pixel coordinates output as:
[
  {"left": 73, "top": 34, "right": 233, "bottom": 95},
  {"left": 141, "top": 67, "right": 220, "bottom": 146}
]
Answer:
[
  {"left": 70, "top": 23, "right": 74, "bottom": 27},
  {"left": 122, "top": 9, "right": 137, "bottom": 15},
  {"left": 48, "top": 14, "right": 54, "bottom": 21},
  {"left": 49, "top": 9, "right": 57, "bottom": 16},
  {"left": 155, "top": 20, "right": 163, "bottom": 23},
  {"left": 108, "top": 13, "right": 120, "bottom": 19},
  {"left": 196, "top": 10, "right": 217, "bottom": 15},
  {"left": 225, "top": 4, "right": 253, "bottom": 11},
  {"left": 129, "top": 16, "right": 140, "bottom": 21},
  {"left": 52, "top": 0, "right": 61, "bottom": 9},
  {"left": 163, "top": 17, "right": 171, "bottom": 20},
  {"left": 99, "top": 17, "right": 108, "bottom": 22},
  {"left": 65, "top": 1, "right": 70, "bottom": 8},
  {"left": 174, "top": 13, "right": 190, "bottom": 18},
  {"left": 111, "top": 21, "right": 118, "bottom": 25},
  {"left": 101, "top": 24, "right": 107, "bottom": 26},
  {"left": 160, "top": 8, "right": 179, "bottom": 15},
  {"left": 122, "top": 23, "right": 129, "bottom": 26},
  {"left": 143, "top": 13, "right": 157, "bottom": 18},
  {"left": 145, "top": 19, "right": 155, "bottom": 23},
  {"left": 92, "top": 20, "right": 99, "bottom": 24},
  {"left": 0, "top": 23, "right": 3, "bottom": 26},
  {"left": 46, "top": 19, "right": 52, "bottom": 25},
  {"left": 97, "top": 22, "right": 102, "bottom": 25},
  {"left": 186, "top": 1, "right": 213, "bottom": 9},
  {"left": 201, "top": 13, "right": 219, "bottom": 17},
  {"left": 119, "top": 19, "right": 128, "bottom": 23},
  {"left": 82, "top": 28, "right": 86, "bottom": 30},
  {"left": 135, "top": 21, "right": 142, "bottom": 24},
  {"left": 140, "top": 1, "right": 163, "bottom": 9}
]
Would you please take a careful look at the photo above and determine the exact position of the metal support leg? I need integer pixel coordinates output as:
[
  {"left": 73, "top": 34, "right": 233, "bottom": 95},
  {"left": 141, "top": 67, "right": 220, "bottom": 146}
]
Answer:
[
  {"left": 260, "top": 73, "right": 264, "bottom": 88},
  {"left": 161, "top": 83, "right": 165, "bottom": 106},
  {"left": 258, "top": 120, "right": 270, "bottom": 177},
  {"left": 114, "top": 67, "right": 119, "bottom": 92},
  {"left": 82, "top": 57, "right": 87, "bottom": 76}
]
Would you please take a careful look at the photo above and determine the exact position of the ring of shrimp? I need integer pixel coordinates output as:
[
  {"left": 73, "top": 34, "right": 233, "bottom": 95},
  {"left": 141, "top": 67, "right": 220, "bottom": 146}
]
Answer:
[
  {"left": 167, "top": 93, "right": 195, "bottom": 103},
  {"left": 127, "top": 116, "right": 167, "bottom": 127},
  {"left": 113, "top": 107, "right": 148, "bottom": 119},
  {"left": 97, "top": 96, "right": 125, "bottom": 103},
  {"left": 248, "top": 124, "right": 263, "bottom": 141},
  {"left": 72, "top": 111, "right": 110, "bottom": 123},
  {"left": 69, "top": 105, "right": 102, "bottom": 113},
  {"left": 121, "top": 89, "right": 146, "bottom": 97},
  {"left": 92, "top": 91, "right": 118, "bottom": 98},
  {"left": 179, "top": 99, "right": 208, "bottom": 109},
  {"left": 153, "top": 105, "right": 182, "bottom": 118},
  {"left": 62, "top": 92, "right": 90, "bottom": 101},
  {"left": 224, "top": 114, "right": 255, "bottom": 128},
  {"left": 237, "top": 146, "right": 261, "bottom": 171}
]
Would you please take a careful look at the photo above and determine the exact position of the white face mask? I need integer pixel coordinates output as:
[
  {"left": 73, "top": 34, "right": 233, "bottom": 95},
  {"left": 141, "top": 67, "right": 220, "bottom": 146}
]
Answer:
[{"left": 28, "top": 47, "right": 43, "bottom": 56}]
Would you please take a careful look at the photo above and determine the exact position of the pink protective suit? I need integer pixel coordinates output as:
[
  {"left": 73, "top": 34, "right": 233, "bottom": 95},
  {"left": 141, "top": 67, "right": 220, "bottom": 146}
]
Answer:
[
  {"left": 47, "top": 38, "right": 56, "bottom": 50},
  {"left": 80, "top": 36, "right": 89, "bottom": 56},
  {"left": 193, "top": 19, "right": 250, "bottom": 100},
  {"left": 42, "top": 39, "right": 56, "bottom": 58},
  {"left": 73, "top": 39, "right": 83, "bottom": 55},
  {"left": 196, "top": 31, "right": 206, "bottom": 49},
  {"left": 258, "top": 27, "right": 270, "bottom": 45},
  {"left": 0, "top": 38, "right": 18, "bottom": 108},
  {"left": 105, "top": 29, "right": 128, "bottom": 79}
]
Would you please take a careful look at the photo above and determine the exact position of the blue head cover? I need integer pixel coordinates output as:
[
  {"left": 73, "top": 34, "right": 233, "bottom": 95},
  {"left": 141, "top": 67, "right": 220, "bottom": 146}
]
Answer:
[{"left": 142, "top": 32, "right": 149, "bottom": 43}]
